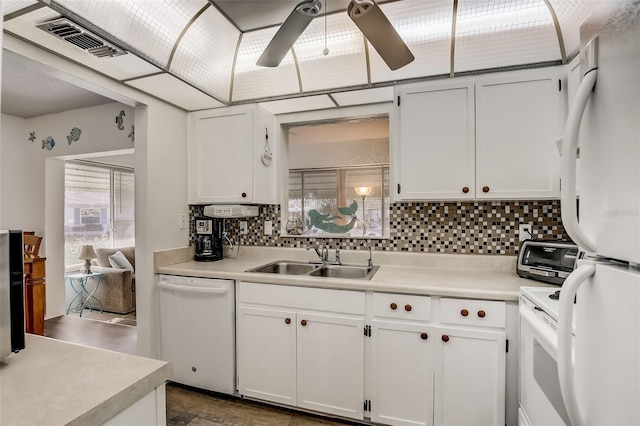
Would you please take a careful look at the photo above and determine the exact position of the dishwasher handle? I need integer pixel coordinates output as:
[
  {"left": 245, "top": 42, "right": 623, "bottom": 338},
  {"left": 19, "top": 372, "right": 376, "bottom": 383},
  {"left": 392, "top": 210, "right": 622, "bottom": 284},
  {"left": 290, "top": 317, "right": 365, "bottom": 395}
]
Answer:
[{"left": 158, "top": 280, "right": 229, "bottom": 295}]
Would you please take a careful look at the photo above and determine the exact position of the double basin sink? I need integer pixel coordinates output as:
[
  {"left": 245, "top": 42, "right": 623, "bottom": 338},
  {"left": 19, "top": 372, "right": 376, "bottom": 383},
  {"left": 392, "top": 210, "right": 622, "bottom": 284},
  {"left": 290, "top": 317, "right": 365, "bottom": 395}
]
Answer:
[{"left": 247, "top": 260, "right": 379, "bottom": 280}]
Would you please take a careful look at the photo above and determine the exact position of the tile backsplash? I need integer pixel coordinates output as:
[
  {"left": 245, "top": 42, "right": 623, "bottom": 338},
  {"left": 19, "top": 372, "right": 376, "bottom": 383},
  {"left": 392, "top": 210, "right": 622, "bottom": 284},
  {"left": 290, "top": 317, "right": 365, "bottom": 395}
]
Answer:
[{"left": 189, "top": 200, "right": 569, "bottom": 256}]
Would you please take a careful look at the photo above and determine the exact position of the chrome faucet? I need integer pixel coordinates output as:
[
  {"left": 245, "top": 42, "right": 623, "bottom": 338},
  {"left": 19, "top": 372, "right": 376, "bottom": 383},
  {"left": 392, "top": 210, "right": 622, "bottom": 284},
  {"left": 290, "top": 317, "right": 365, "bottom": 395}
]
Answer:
[
  {"left": 360, "top": 240, "right": 373, "bottom": 268},
  {"left": 306, "top": 244, "right": 328, "bottom": 263},
  {"left": 334, "top": 248, "right": 341, "bottom": 265}
]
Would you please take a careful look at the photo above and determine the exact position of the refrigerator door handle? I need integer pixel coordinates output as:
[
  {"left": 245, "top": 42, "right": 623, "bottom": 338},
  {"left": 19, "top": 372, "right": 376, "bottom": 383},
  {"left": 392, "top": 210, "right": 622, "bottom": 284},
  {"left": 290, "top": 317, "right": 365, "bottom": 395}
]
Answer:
[
  {"left": 560, "top": 70, "right": 597, "bottom": 253},
  {"left": 558, "top": 264, "right": 595, "bottom": 426}
]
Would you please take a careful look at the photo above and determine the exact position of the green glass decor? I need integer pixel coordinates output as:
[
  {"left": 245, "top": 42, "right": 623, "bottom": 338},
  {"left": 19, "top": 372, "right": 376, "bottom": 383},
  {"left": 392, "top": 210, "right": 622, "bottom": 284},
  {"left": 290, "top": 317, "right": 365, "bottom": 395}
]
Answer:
[{"left": 307, "top": 200, "right": 358, "bottom": 233}]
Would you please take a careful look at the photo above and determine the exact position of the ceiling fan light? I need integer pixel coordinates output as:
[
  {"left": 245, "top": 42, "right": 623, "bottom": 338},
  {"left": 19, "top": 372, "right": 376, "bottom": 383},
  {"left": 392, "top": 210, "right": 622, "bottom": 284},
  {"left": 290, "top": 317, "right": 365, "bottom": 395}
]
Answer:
[{"left": 348, "top": 0, "right": 414, "bottom": 70}]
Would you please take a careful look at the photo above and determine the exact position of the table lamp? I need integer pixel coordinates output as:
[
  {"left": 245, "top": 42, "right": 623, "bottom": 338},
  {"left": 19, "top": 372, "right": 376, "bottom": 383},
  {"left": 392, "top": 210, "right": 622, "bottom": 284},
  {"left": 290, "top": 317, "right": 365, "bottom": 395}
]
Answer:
[
  {"left": 78, "top": 245, "right": 97, "bottom": 275},
  {"left": 354, "top": 186, "right": 373, "bottom": 236}
]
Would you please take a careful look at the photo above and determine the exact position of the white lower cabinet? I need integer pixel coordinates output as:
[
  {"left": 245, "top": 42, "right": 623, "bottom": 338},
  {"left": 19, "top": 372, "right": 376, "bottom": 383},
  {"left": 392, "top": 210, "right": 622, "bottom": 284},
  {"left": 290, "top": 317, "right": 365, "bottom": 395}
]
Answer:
[
  {"left": 236, "top": 282, "right": 366, "bottom": 420},
  {"left": 371, "top": 320, "right": 435, "bottom": 426},
  {"left": 433, "top": 327, "right": 506, "bottom": 426},
  {"left": 237, "top": 284, "right": 508, "bottom": 426},
  {"left": 297, "top": 311, "right": 364, "bottom": 418},
  {"left": 237, "top": 306, "right": 297, "bottom": 406}
]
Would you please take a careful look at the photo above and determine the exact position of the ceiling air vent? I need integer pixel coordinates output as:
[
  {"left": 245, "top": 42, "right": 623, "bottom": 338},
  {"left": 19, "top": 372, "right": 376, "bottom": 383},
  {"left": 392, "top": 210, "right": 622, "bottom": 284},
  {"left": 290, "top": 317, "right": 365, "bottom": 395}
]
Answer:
[{"left": 36, "top": 18, "right": 126, "bottom": 58}]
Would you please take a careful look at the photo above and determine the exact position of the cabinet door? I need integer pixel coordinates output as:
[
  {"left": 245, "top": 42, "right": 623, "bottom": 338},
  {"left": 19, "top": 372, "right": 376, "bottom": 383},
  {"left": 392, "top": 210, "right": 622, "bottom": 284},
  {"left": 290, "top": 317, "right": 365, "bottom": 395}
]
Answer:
[
  {"left": 296, "top": 311, "right": 365, "bottom": 420},
  {"left": 475, "top": 73, "right": 561, "bottom": 199},
  {"left": 371, "top": 320, "right": 435, "bottom": 426},
  {"left": 434, "top": 327, "right": 506, "bottom": 426},
  {"left": 189, "top": 109, "right": 253, "bottom": 203},
  {"left": 398, "top": 82, "right": 475, "bottom": 200},
  {"left": 237, "top": 306, "right": 297, "bottom": 406}
]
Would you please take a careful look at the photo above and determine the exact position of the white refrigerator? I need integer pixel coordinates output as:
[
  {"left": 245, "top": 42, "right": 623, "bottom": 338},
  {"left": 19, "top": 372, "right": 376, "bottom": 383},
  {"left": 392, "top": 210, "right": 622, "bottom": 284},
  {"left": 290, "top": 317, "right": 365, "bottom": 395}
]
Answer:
[{"left": 558, "top": 1, "right": 640, "bottom": 425}]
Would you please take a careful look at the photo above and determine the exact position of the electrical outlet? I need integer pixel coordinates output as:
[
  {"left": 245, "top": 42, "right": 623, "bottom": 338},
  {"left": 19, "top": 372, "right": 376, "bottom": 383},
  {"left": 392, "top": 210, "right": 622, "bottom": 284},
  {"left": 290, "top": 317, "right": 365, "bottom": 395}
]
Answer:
[
  {"left": 239, "top": 221, "right": 248, "bottom": 235},
  {"left": 264, "top": 220, "right": 273, "bottom": 235},
  {"left": 519, "top": 224, "right": 533, "bottom": 242},
  {"left": 178, "top": 214, "right": 188, "bottom": 230}
]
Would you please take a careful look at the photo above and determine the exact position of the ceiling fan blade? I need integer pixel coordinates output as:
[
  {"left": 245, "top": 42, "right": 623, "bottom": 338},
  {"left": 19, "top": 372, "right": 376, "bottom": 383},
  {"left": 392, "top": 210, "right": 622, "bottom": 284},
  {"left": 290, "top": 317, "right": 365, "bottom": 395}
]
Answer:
[
  {"left": 257, "top": 0, "right": 322, "bottom": 67},
  {"left": 348, "top": 0, "right": 414, "bottom": 70}
]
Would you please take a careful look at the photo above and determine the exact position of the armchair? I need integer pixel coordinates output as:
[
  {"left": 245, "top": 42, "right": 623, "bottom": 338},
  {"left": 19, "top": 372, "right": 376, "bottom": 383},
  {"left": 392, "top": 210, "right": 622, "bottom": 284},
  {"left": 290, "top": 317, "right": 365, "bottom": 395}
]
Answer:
[{"left": 93, "top": 247, "right": 136, "bottom": 314}]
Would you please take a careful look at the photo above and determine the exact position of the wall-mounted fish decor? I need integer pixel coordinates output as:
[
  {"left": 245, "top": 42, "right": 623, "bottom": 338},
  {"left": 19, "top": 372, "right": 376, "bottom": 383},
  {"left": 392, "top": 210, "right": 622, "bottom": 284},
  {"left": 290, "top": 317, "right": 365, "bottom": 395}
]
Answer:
[
  {"left": 128, "top": 125, "right": 135, "bottom": 142},
  {"left": 41, "top": 136, "right": 55, "bottom": 151},
  {"left": 67, "top": 127, "right": 81, "bottom": 145},
  {"left": 116, "top": 110, "right": 125, "bottom": 130},
  {"left": 28, "top": 132, "right": 36, "bottom": 142}
]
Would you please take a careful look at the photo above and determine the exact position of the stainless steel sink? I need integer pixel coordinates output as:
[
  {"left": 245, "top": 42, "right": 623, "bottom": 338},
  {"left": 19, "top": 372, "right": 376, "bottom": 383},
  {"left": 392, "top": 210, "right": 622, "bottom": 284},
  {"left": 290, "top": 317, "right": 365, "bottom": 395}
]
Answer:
[
  {"left": 247, "top": 260, "right": 378, "bottom": 280},
  {"left": 309, "top": 265, "right": 379, "bottom": 280},
  {"left": 247, "top": 261, "right": 317, "bottom": 275}
]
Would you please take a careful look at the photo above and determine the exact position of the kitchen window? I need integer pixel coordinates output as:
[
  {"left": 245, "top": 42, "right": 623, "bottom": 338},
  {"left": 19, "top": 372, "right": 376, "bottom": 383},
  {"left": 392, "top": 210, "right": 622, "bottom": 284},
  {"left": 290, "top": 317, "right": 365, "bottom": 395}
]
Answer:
[
  {"left": 64, "top": 161, "right": 135, "bottom": 266},
  {"left": 288, "top": 165, "right": 389, "bottom": 237}
]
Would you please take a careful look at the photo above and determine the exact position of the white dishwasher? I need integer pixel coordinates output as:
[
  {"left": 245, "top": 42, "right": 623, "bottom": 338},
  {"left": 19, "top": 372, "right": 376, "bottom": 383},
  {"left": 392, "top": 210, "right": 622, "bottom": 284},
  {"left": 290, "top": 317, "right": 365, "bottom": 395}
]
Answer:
[{"left": 158, "top": 274, "right": 235, "bottom": 394}]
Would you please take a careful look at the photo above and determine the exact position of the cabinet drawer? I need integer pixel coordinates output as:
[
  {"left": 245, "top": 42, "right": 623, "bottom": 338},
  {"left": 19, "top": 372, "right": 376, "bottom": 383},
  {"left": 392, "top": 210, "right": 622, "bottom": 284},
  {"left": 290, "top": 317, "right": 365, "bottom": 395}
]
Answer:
[
  {"left": 439, "top": 298, "right": 505, "bottom": 328},
  {"left": 373, "top": 293, "right": 432, "bottom": 321},
  {"left": 239, "top": 282, "right": 365, "bottom": 315}
]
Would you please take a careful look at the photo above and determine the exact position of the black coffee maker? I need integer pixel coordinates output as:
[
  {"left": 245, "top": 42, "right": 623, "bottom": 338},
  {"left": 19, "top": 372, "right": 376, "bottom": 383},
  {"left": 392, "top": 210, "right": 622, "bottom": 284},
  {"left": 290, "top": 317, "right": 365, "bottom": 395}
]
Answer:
[{"left": 194, "top": 217, "right": 223, "bottom": 261}]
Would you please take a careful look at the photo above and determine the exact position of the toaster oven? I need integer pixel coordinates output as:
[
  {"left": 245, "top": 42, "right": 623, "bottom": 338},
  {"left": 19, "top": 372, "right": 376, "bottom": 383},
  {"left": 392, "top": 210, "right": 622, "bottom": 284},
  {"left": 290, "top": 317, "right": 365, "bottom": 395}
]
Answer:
[{"left": 516, "top": 240, "right": 578, "bottom": 285}]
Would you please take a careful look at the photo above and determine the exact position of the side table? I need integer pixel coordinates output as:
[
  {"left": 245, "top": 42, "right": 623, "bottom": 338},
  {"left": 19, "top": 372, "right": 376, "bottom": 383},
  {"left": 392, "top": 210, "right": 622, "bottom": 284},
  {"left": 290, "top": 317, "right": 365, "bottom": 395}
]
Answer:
[{"left": 66, "top": 272, "right": 104, "bottom": 317}]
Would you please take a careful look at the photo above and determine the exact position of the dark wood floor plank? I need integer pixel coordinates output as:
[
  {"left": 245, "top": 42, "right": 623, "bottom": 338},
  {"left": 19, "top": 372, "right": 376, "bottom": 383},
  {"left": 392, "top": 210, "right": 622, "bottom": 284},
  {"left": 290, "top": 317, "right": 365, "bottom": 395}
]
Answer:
[{"left": 44, "top": 314, "right": 137, "bottom": 355}]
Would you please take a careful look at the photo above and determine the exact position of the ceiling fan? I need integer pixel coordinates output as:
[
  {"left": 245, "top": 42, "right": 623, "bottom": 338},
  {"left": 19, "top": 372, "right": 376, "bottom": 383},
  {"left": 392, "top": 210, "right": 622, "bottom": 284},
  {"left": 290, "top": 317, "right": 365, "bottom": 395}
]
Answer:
[{"left": 256, "top": 0, "right": 414, "bottom": 70}]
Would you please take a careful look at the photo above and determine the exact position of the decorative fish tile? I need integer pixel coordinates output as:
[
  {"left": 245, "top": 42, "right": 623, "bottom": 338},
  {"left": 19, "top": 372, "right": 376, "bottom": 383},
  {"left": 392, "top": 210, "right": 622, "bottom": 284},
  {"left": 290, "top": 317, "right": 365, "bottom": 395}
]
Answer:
[
  {"left": 67, "top": 127, "right": 81, "bottom": 145},
  {"left": 28, "top": 132, "right": 36, "bottom": 142},
  {"left": 42, "top": 136, "right": 55, "bottom": 151},
  {"left": 128, "top": 125, "right": 135, "bottom": 142}
]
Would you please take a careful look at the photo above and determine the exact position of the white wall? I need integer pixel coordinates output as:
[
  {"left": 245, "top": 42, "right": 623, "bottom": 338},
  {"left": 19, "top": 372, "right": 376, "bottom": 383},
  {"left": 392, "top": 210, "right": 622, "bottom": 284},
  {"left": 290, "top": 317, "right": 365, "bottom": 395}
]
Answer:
[
  {"left": 2, "top": 34, "right": 190, "bottom": 358},
  {"left": 289, "top": 138, "right": 389, "bottom": 169},
  {"left": 1, "top": 103, "right": 135, "bottom": 320}
]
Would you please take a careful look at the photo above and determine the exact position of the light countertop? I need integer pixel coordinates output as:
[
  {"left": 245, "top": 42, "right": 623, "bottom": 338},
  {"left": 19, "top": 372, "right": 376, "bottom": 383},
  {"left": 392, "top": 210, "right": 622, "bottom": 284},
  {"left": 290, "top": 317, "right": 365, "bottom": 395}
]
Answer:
[
  {"left": 0, "top": 334, "right": 172, "bottom": 426},
  {"left": 156, "top": 246, "right": 555, "bottom": 301}
]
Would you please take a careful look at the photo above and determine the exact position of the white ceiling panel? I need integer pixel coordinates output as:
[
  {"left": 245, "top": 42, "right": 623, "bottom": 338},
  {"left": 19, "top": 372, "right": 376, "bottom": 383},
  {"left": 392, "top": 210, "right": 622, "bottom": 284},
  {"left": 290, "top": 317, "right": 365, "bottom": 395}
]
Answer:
[
  {"left": 170, "top": 6, "right": 239, "bottom": 102},
  {"left": 454, "top": 0, "right": 560, "bottom": 73},
  {"left": 548, "top": 0, "right": 600, "bottom": 57},
  {"left": 259, "top": 95, "right": 336, "bottom": 115},
  {"left": 332, "top": 87, "right": 393, "bottom": 106},
  {"left": 294, "top": 11, "right": 368, "bottom": 92},
  {"left": 232, "top": 27, "right": 300, "bottom": 102},
  {"left": 370, "top": 0, "right": 453, "bottom": 83},
  {"left": 126, "top": 73, "right": 225, "bottom": 110},
  {"left": 54, "top": 0, "right": 208, "bottom": 67},
  {"left": 3, "top": 0, "right": 38, "bottom": 15},
  {"left": 4, "top": 7, "right": 161, "bottom": 80}
]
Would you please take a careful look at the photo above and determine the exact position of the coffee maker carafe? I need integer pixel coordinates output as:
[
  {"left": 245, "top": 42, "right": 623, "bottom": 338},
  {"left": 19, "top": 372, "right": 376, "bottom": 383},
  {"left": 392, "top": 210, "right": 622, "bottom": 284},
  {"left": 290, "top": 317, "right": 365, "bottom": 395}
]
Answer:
[{"left": 194, "top": 217, "right": 223, "bottom": 261}]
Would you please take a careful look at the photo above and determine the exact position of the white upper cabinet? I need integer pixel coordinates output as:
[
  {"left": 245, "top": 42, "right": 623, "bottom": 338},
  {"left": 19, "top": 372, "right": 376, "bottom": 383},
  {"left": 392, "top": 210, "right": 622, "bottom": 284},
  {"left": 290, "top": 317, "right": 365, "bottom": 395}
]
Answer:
[
  {"left": 397, "top": 82, "right": 475, "bottom": 200},
  {"left": 393, "top": 67, "right": 564, "bottom": 201},
  {"left": 188, "top": 105, "right": 277, "bottom": 204},
  {"left": 475, "top": 70, "right": 562, "bottom": 199}
]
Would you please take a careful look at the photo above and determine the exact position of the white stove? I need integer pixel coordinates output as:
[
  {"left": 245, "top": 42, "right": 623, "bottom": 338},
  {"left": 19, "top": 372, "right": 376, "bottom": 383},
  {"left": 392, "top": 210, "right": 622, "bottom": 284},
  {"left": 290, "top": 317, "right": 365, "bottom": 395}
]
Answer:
[
  {"left": 520, "top": 286, "right": 561, "bottom": 322},
  {"left": 519, "top": 285, "right": 573, "bottom": 425}
]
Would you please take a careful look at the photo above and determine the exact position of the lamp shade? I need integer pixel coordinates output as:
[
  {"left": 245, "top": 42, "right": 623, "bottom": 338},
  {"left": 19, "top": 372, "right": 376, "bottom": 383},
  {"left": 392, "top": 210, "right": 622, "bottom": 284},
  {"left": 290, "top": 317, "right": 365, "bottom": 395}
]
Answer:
[
  {"left": 354, "top": 186, "right": 373, "bottom": 196},
  {"left": 78, "top": 245, "right": 97, "bottom": 260}
]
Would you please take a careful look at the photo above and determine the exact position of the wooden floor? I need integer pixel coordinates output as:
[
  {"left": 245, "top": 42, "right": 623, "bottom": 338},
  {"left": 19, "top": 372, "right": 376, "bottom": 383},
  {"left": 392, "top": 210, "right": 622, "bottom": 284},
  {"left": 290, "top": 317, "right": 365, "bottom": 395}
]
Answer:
[
  {"left": 166, "top": 384, "right": 364, "bottom": 426},
  {"left": 44, "top": 314, "right": 137, "bottom": 355},
  {"left": 44, "top": 315, "right": 361, "bottom": 426}
]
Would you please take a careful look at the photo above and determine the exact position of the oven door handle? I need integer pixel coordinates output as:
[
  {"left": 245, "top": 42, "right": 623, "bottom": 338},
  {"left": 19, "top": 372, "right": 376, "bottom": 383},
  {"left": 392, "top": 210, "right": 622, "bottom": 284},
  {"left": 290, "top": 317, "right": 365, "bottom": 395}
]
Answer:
[
  {"left": 558, "top": 264, "right": 595, "bottom": 426},
  {"left": 519, "top": 304, "right": 557, "bottom": 352}
]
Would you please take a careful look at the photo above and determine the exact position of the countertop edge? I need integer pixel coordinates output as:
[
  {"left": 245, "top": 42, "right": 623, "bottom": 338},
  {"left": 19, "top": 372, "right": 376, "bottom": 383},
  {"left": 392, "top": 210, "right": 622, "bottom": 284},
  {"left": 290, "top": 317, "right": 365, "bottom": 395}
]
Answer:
[
  {"left": 157, "top": 262, "right": 547, "bottom": 302},
  {"left": 68, "top": 362, "right": 172, "bottom": 426}
]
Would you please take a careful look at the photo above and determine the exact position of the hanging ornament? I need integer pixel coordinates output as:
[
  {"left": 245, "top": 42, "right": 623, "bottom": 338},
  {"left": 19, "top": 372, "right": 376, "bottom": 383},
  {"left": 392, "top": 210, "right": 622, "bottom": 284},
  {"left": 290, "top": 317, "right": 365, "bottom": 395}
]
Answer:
[{"left": 261, "top": 128, "right": 272, "bottom": 167}]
